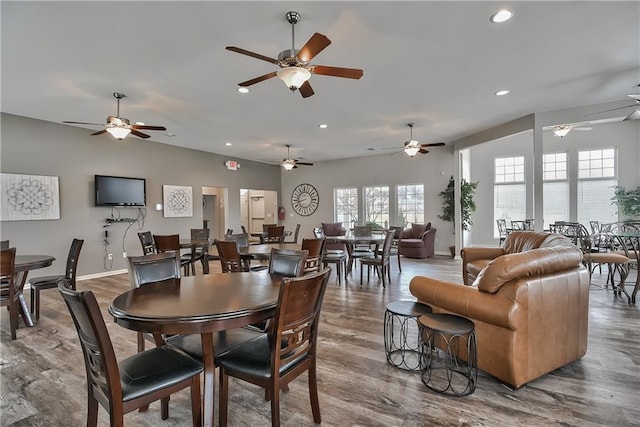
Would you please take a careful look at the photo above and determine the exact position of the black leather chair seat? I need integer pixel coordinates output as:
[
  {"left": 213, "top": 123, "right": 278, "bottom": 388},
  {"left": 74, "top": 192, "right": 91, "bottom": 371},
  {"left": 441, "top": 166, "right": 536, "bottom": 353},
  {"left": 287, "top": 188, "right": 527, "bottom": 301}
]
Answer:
[
  {"left": 216, "top": 334, "right": 305, "bottom": 379},
  {"left": 119, "top": 345, "right": 203, "bottom": 402},
  {"left": 29, "top": 274, "right": 65, "bottom": 287},
  {"left": 166, "top": 327, "right": 264, "bottom": 360}
]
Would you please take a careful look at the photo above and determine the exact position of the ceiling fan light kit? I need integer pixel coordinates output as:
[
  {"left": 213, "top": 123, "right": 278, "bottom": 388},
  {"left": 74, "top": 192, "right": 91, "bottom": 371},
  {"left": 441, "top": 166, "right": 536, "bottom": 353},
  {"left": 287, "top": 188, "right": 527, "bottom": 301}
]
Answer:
[
  {"left": 553, "top": 126, "right": 572, "bottom": 138},
  {"left": 277, "top": 66, "right": 311, "bottom": 90}
]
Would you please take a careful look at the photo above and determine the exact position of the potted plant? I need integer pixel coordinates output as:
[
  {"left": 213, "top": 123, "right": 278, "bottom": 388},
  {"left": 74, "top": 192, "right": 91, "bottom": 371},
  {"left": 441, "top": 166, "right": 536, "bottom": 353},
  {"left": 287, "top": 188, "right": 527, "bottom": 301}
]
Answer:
[
  {"left": 612, "top": 185, "right": 640, "bottom": 219},
  {"left": 438, "top": 176, "right": 478, "bottom": 256}
]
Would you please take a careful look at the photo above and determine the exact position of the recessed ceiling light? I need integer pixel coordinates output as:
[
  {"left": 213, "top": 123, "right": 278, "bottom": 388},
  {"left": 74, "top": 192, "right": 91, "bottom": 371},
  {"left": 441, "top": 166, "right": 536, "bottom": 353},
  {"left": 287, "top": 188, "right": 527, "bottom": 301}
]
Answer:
[
  {"left": 225, "top": 142, "right": 232, "bottom": 146},
  {"left": 237, "top": 87, "right": 250, "bottom": 94},
  {"left": 495, "top": 90, "right": 510, "bottom": 96},
  {"left": 490, "top": 9, "right": 513, "bottom": 23},
  {"left": 318, "top": 124, "right": 328, "bottom": 129}
]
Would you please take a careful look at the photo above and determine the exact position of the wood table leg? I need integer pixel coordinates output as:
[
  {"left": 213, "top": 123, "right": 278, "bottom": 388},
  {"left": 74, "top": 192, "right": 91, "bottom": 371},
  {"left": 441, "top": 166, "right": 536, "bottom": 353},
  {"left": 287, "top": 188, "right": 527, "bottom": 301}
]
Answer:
[
  {"left": 16, "top": 272, "right": 34, "bottom": 327},
  {"left": 201, "top": 333, "right": 215, "bottom": 427}
]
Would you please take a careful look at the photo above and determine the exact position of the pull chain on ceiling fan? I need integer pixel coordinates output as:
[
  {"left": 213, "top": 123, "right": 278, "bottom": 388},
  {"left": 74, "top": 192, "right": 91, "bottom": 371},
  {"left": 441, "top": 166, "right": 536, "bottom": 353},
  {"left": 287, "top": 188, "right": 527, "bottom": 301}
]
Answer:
[
  {"left": 63, "top": 92, "right": 167, "bottom": 140},
  {"left": 226, "top": 11, "right": 363, "bottom": 98}
]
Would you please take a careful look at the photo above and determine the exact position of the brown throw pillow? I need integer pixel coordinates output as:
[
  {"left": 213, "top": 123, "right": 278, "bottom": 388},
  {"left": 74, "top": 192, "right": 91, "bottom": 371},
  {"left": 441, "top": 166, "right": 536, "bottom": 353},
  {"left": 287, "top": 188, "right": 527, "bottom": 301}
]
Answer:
[{"left": 411, "top": 223, "right": 427, "bottom": 238}]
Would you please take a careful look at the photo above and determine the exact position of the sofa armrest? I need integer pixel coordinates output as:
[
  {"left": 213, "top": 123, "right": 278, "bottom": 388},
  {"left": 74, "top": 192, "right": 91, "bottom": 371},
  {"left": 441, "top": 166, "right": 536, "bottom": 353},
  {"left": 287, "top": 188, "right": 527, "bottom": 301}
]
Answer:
[
  {"left": 409, "top": 276, "right": 518, "bottom": 330},
  {"left": 461, "top": 246, "right": 505, "bottom": 285}
]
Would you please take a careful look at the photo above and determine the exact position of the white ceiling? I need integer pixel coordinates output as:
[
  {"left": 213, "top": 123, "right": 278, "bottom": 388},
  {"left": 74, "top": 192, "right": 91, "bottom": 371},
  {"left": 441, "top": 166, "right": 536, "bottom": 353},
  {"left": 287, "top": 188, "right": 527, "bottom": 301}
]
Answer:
[{"left": 2, "top": 1, "right": 639, "bottom": 164}]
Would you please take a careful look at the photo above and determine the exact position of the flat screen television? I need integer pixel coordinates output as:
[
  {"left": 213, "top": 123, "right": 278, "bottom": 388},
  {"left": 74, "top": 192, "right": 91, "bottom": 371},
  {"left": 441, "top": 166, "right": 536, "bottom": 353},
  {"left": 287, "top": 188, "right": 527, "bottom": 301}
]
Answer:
[{"left": 94, "top": 175, "right": 146, "bottom": 207}]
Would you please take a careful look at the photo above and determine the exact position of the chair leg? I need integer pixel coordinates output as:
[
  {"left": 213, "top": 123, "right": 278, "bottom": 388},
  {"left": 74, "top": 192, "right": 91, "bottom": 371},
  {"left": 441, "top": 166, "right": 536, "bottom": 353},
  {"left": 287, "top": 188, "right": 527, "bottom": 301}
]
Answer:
[
  {"left": 269, "top": 382, "right": 281, "bottom": 427},
  {"left": 9, "top": 300, "right": 18, "bottom": 340},
  {"left": 360, "top": 265, "right": 364, "bottom": 285},
  {"left": 34, "top": 287, "right": 41, "bottom": 320},
  {"left": 160, "top": 397, "right": 170, "bottom": 420},
  {"left": 137, "top": 332, "right": 145, "bottom": 352},
  {"left": 190, "top": 376, "right": 201, "bottom": 427},
  {"left": 397, "top": 253, "right": 402, "bottom": 272},
  {"left": 308, "top": 366, "right": 321, "bottom": 424},
  {"left": 87, "top": 392, "right": 99, "bottom": 427},
  {"left": 219, "top": 369, "right": 229, "bottom": 427}
]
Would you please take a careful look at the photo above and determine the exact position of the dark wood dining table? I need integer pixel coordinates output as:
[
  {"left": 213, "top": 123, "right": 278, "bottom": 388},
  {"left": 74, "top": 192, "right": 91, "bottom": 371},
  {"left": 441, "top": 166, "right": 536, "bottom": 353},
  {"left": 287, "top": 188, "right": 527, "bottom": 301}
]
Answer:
[
  {"left": 238, "top": 243, "right": 301, "bottom": 261},
  {"left": 325, "top": 234, "right": 386, "bottom": 272},
  {"left": 108, "top": 271, "right": 282, "bottom": 427},
  {"left": 16, "top": 255, "right": 56, "bottom": 327}
]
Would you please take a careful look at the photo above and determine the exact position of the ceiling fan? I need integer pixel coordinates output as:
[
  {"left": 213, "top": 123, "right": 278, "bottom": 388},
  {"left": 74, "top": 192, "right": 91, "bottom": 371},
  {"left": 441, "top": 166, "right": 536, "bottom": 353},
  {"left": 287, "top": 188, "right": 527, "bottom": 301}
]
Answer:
[
  {"left": 546, "top": 123, "right": 593, "bottom": 138},
  {"left": 63, "top": 92, "right": 167, "bottom": 140},
  {"left": 586, "top": 84, "right": 640, "bottom": 121},
  {"left": 225, "top": 11, "right": 363, "bottom": 98},
  {"left": 282, "top": 144, "right": 313, "bottom": 171},
  {"left": 377, "top": 123, "right": 446, "bottom": 157}
]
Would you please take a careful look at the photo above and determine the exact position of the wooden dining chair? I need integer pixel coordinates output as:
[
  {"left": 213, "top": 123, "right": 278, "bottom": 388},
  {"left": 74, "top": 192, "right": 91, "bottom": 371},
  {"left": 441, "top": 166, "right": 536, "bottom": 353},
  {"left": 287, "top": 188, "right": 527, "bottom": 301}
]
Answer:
[
  {"left": 153, "top": 234, "right": 193, "bottom": 276},
  {"left": 263, "top": 226, "right": 285, "bottom": 244},
  {"left": 215, "top": 239, "right": 248, "bottom": 272},
  {"left": 190, "top": 228, "right": 211, "bottom": 273},
  {"left": 301, "top": 237, "right": 325, "bottom": 274},
  {"left": 268, "top": 248, "right": 308, "bottom": 277},
  {"left": 29, "top": 238, "right": 84, "bottom": 320},
  {"left": 137, "top": 231, "right": 156, "bottom": 255},
  {"left": 217, "top": 268, "right": 332, "bottom": 427},
  {"left": 127, "top": 253, "right": 182, "bottom": 352},
  {"left": 360, "top": 230, "right": 395, "bottom": 287},
  {"left": 314, "top": 227, "right": 348, "bottom": 285},
  {"left": 283, "top": 224, "right": 301, "bottom": 244},
  {"left": 58, "top": 282, "right": 203, "bottom": 427},
  {"left": 1, "top": 247, "right": 20, "bottom": 340}
]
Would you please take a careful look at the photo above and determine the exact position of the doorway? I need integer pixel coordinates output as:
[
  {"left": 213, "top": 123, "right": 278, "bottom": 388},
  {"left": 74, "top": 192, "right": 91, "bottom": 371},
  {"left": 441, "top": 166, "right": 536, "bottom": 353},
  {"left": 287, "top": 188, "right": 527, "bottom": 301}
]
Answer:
[{"left": 202, "top": 186, "right": 228, "bottom": 241}]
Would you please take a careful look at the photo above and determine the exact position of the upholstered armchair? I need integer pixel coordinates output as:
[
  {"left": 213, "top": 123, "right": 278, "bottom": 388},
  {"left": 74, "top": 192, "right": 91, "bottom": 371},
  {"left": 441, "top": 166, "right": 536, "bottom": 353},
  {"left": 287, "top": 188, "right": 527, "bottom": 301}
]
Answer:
[
  {"left": 321, "top": 222, "right": 348, "bottom": 253},
  {"left": 398, "top": 223, "right": 436, "bottom": 258}
]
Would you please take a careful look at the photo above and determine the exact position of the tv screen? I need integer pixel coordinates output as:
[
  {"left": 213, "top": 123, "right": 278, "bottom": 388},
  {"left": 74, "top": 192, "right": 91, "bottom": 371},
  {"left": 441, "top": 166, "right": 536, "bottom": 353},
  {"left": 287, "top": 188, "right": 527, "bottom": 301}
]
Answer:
[{"left": 94, "top": 175, "right": 146, "bottom": 207}]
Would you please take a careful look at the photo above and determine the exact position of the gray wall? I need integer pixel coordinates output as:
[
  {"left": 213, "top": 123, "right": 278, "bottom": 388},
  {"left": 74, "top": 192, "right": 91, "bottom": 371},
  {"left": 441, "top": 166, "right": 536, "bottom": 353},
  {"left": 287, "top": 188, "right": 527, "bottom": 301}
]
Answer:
[
  {"left": 0, "top": 113, "right": 281, "bottom": 276},
  {"left": 467, "top": 119, "right": 640, "bottom": 246},
  {"left": 279, "top": 147, "right": 456, "bottom": 254}
]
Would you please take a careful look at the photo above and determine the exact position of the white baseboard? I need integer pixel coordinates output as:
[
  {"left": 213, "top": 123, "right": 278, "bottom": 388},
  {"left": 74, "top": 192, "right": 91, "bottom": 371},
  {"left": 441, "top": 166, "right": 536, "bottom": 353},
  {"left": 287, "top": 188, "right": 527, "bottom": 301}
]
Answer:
[{"left": 77, "top": 269, "right": 128, "bottom": 281}]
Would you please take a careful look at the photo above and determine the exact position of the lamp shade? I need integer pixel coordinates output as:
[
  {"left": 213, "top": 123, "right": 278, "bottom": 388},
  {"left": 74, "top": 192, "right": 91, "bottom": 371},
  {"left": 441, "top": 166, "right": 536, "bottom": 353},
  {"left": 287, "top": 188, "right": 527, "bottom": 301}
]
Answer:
[
  {"left": 106, "top": 127, "right": 131, "bottom": 140},
  {"left": 282, "top": 160, "right": 296, "bottom": 171},
  {"left": 553, "top": 126, "right": 571, "bottom": 138},
  {"left": 277, "top": 67, "right": 311, "bottom": 90}
]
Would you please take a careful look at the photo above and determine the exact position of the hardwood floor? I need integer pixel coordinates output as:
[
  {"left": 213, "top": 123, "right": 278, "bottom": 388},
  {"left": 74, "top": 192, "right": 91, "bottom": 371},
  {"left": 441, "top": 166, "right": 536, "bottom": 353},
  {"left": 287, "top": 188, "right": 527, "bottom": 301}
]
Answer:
[{"left": 2, "top": 256, "right": 639, "bottom": 426}]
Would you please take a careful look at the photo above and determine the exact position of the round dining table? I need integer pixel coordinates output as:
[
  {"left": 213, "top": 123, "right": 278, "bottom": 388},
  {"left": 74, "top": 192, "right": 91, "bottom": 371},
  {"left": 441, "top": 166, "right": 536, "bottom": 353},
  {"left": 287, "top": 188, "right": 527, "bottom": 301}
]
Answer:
[
  {"left": 109, "top": 271, "right": 283, "bottom": 427},
  {"left": 15, "top": 255, "right": 56, "bottom": 327}
]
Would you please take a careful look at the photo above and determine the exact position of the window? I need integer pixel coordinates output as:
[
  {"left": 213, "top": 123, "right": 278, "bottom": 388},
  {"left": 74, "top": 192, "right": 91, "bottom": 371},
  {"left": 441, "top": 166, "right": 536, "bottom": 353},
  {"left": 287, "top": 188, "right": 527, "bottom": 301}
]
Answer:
[
  {"left": 396, "top": 184, "right": 424, "bottom": 226},
  {"left": 363, "top": 185, "right": 389, "bottom": 228},
  {"left": 577, "top": 149, "right": 618, "bottom": 224},
  {"left": 494, "top": 156, "right": 526, "bottom": 237},
  {"left": 543, "top": 152, "right": 569, "bottom": 226},
  {"left": 334, "top": 188, "right": 358, "bottom": 225}
]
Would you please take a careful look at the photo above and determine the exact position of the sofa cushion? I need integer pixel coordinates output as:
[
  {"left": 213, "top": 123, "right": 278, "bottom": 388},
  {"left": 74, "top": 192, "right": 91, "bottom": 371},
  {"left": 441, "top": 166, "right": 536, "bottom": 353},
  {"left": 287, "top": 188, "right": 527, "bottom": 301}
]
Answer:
[
  {"left": 467, "top": 259, "right": 491, "bottom": 282},
  {"left": 322, "top": 222, "right": 345, "bottom": 237},
  {"left": 475, "top": 245, "right": 583, "bottom": 293},
  {"left": 503, "top": 231, "right": 550, "bottom": 254},
  {"left": 400, "top": 238, "right": 424, "bottom": 248},
  {"left": 411, "top": 222, "right": 431, "bottom": 238}
]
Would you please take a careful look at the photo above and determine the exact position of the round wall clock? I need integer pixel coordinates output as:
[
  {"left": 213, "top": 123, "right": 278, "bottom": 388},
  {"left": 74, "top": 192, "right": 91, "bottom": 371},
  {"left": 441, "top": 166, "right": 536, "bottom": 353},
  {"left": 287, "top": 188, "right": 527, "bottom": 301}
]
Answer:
[{"left": 291, "top": 183, "right": 319, "bottom": 216}]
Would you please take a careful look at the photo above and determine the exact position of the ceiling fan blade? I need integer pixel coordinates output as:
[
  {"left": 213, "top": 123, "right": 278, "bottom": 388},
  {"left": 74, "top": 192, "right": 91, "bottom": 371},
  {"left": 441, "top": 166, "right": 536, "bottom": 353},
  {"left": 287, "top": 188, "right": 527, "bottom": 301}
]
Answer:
[
  {"left": 297, "top": 33, "right": 331, "bottom": 63},
  {"left": 623, "top": 109, "right": 640, "bottom": 121},
  {"left": 311, "top": 65, "right": 363, "bottom": 79},
  {"left": 299, "top": 81, "right": 314, "bottom": 98},
  {"left": 238, "top": 71, "right": 278, "bottom": 87},
  {"left": 419, "top": 142, "right": 446, "bottom": 148},
  {"left": 225, "top": 46, "right": 279, "bottom": 65},
  {"left": 130, "top": 129, "right": 151, "bottom": 139},
  {"left": 586, "top": 104, "right": 636, "bottom": 115},
  {"left": 419, "top": 149, "right": 430, "bottom": 155},
  {"left": 295, "top": 162, "right": 314, "bottom": 166},
  {"left": 131, "top": 124, "right": 166, "bottom": 131},
  {"left": 90, "top": 129, "right": 107, "bottom": 136},
  {"left": 63, "top": 121, "right": 104, "bottom": 126}
]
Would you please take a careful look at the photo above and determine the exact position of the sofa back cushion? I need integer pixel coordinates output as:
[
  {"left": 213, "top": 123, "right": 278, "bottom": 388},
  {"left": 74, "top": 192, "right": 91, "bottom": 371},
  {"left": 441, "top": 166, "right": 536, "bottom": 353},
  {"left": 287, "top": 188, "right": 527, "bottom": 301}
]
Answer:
[
  {"left": 322, "top": 222, "right": 345, "bottom": 237},
  {"left": 475, "top": 242, "right": 583, "bottom": 293},
  {"left": 503, "top": 231, "right": 551, "bottom": 254},
  {"left": 411, "top": 222, "right": 431, "bottom": 238}
]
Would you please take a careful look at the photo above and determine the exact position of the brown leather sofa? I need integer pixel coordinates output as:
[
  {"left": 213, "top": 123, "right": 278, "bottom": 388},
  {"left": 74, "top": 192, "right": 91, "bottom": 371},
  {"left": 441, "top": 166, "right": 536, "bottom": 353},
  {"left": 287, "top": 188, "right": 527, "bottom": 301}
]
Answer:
[
  {"left": 410, "top": 231, "right": 589, "bottom": 389},
  {"left": 399, "top": 223, "right": 436, "bottom": 258}
]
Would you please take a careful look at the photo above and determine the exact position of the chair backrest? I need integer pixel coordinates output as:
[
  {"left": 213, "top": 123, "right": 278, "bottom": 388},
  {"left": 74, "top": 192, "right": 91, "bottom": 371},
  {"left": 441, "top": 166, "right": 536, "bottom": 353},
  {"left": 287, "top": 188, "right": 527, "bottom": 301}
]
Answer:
[
  {"left": 65, "top": 239, "right": 84, "bottom": 290},
  {"left": 265, "top": 226, "right": 285, "bottom": 243},
  {"left": 0, "top": 240, "right": 9, "bottom": 250},
  {"left": 153, "top": 234, "right": 182, "bottom": 265},
  {"left": 1, "top": 248, "right": 17, "bottom": 301},
  {"left": 510, "top": 220, "right": 526, "bottom": 231},
  {"left": 138, "top": 231, "right": 156, "bottom": 255},
  {"left": 127, "top": 252, "right": 181, "bottom": 287},
  {"left": 58, "top": 284, "right": 119, "bottom": 407},
  {"left": 226, "top": 233, "right": 249, "bottom": 248},
  {"left": 301, "top": 238, "right": 325, "bottom": 274},
  {"left": 524, "top": 219, "right": 535, "bottom": 230},
  {"left": 353, "top": 226, "right": 372, "bottom": 237},
  {"left": 262, "top": 223, "right": 277, "bottom": 232},
  {"left": 313, "top": 227, "right": 325, "bottom": 239},
  {"left": 268, "top": 248, "right": 308, "bottom": 277},
  {"left": 190, "top": 228, "right": 210, "bottom": 241},
  {"left": 379, "top": 230, "right": 395, "bottom": 261},
  {"left": 270, "top": 268, "right": 331, "bottom": 376},
  {"left": 215, "top": 239, "right": 245, "bottom": 272},
  {"left": 290, "top": 224, "right": 301, "bottom": 243},
  {"left": 496, "top": 219, "right": 508, "bottom": 236}
]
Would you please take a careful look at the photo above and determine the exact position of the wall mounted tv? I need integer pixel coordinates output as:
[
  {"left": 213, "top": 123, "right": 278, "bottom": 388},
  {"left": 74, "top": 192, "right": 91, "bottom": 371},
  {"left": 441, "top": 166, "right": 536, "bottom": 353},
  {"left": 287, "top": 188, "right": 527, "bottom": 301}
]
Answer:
[{"left": 94, "top": 175, "right": 146, "bottom": 207}]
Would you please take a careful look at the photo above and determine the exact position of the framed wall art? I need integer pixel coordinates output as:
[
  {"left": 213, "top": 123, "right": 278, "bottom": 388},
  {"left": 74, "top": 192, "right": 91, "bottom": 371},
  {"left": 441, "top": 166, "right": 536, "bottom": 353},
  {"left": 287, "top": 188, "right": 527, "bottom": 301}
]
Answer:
[
  {"left": 1, "top": 173, "right": 60, "bottom": 221},
  {"left": 163, "top": 185, "right": 193, "bottom": 218}
]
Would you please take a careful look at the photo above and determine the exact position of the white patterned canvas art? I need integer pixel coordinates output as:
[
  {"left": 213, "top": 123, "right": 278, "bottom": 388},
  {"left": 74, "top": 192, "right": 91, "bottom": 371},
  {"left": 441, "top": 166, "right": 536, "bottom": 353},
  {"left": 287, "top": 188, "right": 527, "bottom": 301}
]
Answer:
[
  {"left": 1, "top": 173, "right": 60, "bottom": 221},
  {"left": 163, "top": 185, "right": 193, "bottom": 217}
]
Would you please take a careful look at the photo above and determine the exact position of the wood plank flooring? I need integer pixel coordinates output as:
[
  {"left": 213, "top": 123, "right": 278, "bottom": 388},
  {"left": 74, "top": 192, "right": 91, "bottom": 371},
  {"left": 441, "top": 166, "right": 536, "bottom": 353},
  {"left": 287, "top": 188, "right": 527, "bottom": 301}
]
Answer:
[{"left": 2, "top": 256, "right": 639, "bottom": 426}]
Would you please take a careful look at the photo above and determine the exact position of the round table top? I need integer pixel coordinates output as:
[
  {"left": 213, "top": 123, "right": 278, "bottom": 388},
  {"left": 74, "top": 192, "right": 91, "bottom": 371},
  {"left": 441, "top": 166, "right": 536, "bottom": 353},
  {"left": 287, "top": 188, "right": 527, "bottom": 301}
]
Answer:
[
  {"left": 386, "top": 300, "right": 432, "bottom": 317},
  {"left": 418, "top": 313, "right": 475, "bottom": 335},
  {"left": 109, "top": 272, "right": 282, "bottom": 329},
  {"left": 15, "top": 255, "right": 56, "bottom": 272}
]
